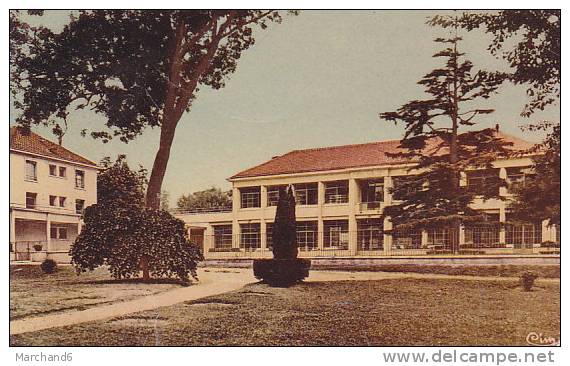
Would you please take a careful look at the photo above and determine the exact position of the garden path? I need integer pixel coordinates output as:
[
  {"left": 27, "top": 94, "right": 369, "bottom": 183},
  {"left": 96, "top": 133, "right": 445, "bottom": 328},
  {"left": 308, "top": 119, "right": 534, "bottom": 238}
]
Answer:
[{"left": 10, "top": 267, "right": 558, "bottom": 335}]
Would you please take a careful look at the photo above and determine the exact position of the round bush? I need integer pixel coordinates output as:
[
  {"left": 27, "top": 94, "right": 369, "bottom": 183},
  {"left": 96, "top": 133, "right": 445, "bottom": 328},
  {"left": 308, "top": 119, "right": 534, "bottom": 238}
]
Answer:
[{"left": 40, "top": 259, "right": 57, "bottom": 274}]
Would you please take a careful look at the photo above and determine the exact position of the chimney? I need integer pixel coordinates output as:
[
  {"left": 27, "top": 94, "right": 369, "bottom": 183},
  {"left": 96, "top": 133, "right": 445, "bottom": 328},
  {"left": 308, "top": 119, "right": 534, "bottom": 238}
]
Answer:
[{"left": 495, "top": 123, "right": 500, "bottom": 132}]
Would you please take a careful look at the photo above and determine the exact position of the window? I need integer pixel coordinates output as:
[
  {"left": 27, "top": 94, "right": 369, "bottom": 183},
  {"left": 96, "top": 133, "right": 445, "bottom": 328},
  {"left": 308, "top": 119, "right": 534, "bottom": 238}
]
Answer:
[
  {"left": 59, "top": 196, "right": 66, "bottom": 207},
  {"left": 392, "top": 229, "right": 422, "bottom": 250},
  {"left": 49, "top": 164, "right": 57, "bottom": 176},
  {"left": 240, "top": 187, "right": 260, "bottom": 208},
  {"left": 25, "top": 160, "right": 37, "bottom": 181},
  {"left": 49, "top": 195, "right": 57, "bottom": 206},
  {"left": 240, "top": 223, "right": 260, "bottom": 250},
  {"left": 506, "top": 167, "right": 534, "bottom": 191},
  {"left": 426, "top": 228, "right": 452, "bottom": 249},
  {"left": 360, "top": 180, "right": 384, "bottom": 203},
  {"left": 464, "top": 213, "right": 500, "bottom": 248},
  {"left": 505, "top": 215, "right": 541, "bottom": 248},
  {"left": 324, "top": 220, "right": 349, "bottom": 249},
  {"left": 50, "top": 227, "right": 68, "bottom": 240},
  {"left": 324, "top": 181, "right": 349, "bottom": 204},
  {"left": 75, "top": 170, "right": 85, "bottom": 189},
  {"left": 266, "top": 185, "right": 286, "bottom": 207},
  {"left": 357, "top": 219, "right": 383, "bottom": 251},
  {"left": 75, "top": 199, "right": 85, "bottom": 214},
  {"left": 25, "top": 192, "right": 37, "bottom": 209},
  {"left": 294, "top": 183, "right": 318, "bottom": 205},
  {"left": 296, "top": 221, "right": 318, "bottom": 250},
  {"left": 266, "top": 223, "right": 274, "bottom": 249},
  {"left": 213, "top": 225, "right": 233, "bottom": 250},
  {"left": 466, "top": 169, "right": 499, "bottom": 194},
  {"left": 59, "top": 166, "right": 67, "bottom": 178}
]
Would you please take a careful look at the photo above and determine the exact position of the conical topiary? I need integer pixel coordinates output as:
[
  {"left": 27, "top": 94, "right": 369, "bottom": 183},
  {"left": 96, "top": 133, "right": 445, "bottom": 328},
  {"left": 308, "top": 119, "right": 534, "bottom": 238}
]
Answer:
[
  {"left": 253, "top": 184, "right": 310, "bottom": 286},
  {"left": 272, "top": 186, "right": 297, "bottom": 259}
]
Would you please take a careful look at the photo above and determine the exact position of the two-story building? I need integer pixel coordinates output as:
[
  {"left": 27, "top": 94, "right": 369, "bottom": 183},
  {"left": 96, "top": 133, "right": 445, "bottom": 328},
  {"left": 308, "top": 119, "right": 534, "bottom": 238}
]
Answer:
[
  {"left": 177, "top": 130, "right": 559, "bottom": 260},
  {"left": 9, "top": 127, "right": 99, "bottom": 263}
]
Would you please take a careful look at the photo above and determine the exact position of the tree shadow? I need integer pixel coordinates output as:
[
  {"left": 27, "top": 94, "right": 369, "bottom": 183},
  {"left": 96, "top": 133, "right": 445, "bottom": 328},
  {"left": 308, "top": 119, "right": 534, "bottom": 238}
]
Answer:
[{"left": 81, "top": 277, "right": 191, "bottom": 286}]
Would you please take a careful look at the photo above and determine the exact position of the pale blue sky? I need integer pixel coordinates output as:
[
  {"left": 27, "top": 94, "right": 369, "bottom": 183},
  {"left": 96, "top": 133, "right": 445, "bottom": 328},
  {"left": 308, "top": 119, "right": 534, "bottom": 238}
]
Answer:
[{"left": 10, "top": 10, "right": 559, "bottom": 204}]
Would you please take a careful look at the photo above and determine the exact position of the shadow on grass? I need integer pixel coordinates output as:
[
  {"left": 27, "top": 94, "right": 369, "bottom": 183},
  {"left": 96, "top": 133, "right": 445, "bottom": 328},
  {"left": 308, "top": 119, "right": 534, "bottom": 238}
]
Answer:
[{"left": 81, "top": 278, "right": 190, "bottom": 286}]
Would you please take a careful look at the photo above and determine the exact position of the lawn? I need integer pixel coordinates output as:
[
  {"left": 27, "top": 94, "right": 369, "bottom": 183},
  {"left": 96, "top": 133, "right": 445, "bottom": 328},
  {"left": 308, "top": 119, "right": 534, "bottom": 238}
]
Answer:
[
  {"left": 312, "top": 264, "right": 561, "bottom": 278},
  {"left": 10, "top": 265, "right": 182, "bottom": 320},
  {"left": 10, "top": 277, "right": 560, "bottom": 346}
]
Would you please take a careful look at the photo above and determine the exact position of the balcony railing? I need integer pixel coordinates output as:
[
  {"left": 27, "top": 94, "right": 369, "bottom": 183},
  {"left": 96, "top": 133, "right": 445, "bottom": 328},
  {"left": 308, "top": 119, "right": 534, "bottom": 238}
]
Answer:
[
  {"left": 10, "top": 202, "right": 82, "bottom": 215},
  {"left": 196, "top": 227, "right": 558, "bottom": 259},
  {"left": 170, "top": 206, "right": 233, "bottom": 215},
  {"left": 358, "top": 201, "right": 382, "bottom": 211}
]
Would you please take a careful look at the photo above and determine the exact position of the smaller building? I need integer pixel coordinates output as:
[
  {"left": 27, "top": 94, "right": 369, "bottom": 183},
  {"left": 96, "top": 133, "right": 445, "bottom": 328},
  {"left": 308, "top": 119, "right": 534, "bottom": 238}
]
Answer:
[{"left": 9, "top": 127, "right": 99, "bottom": 263}]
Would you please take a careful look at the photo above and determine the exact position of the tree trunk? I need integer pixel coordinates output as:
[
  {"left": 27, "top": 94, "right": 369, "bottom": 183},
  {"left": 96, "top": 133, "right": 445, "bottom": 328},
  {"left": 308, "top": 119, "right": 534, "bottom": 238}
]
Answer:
[
  {"left": 140, "top": 255, "right": 150, "bottom": 281},
  {"left": 142, "top": 120, "right": 177, "bottom": 280},
  {"left": 145, "top": 123, "right": 177, "bottom": 209},
  {"left": 449, "top": 33, "right": 461, "bottom": 254}
]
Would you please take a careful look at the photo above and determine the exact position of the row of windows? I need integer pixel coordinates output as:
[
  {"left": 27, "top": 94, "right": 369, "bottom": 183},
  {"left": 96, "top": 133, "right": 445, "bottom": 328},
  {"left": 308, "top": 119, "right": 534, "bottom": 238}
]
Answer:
[
  {"left": 238, "top": 169, "right": 532, "bottom": 209},
  {"left": 213, "top": 220, "right": 384, "bottom": 250},
  {"left": 241, "top": 181, "right": 379, "bottom": 209},
  {"left": 25, "top": 192, "right": 85, "bottom": 214},
  {"left": 25, "top": 160, "right": 86, "bottom": 189},
  {"left": 212, "top": 218, "right": 542, "bottom": 250}
]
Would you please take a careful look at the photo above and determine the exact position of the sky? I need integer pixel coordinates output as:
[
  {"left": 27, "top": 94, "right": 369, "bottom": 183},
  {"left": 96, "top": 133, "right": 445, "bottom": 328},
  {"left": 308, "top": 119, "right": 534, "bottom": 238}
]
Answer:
[{"left": 10, "top": 10, "right": 560, "bottom": 205}]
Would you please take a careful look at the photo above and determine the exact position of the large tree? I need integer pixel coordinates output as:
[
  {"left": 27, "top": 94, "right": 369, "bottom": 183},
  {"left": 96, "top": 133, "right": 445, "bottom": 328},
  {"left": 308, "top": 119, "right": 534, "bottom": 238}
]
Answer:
[
  {"left": 11, "top": 10, "right": 295, "bottom": 209},
  {"left": 451, "top": 10, "right": 561, "bottom": 228},
  {"left": 379, "top": 16, "right": 510, "bottom": 252}
]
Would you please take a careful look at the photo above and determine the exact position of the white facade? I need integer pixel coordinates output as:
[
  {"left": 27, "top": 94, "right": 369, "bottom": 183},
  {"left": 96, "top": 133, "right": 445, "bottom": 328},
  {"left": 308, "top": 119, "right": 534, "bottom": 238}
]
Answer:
[
  {"left": 9, "top": 148, "right": 98, "bottom": 263},
  {"left": 177, "top": 155, "right": 559, "bottom": 259}
]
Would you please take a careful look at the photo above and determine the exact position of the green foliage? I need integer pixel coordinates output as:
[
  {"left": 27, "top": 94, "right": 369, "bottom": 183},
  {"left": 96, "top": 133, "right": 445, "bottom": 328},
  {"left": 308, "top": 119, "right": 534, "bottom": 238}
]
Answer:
[
  {"left": 272, "top": 186, "right": 298, "bottom": 259},
  {"left": 40, "top": 259, "right": 57, "bottom": 274},
  {"left": 11, "top": 10, "right": 292, "bottom": 143},
  {"left": 70, "top": 156, "right": 203, "bottom": 282},
  {"left": 98, "top": 155, "right": 147, "bottom": 206},
  {"left": 441, "top": 11, "right": 560, "bottom": 232},
  {"left": 509, "top": 122, "right": 560, "bottom": 227},
  {"left": 380, "top": 16, "right": 511, "bottom": 236},
  {"left": 177, "top": 186, "right": 231, "bottom": 211},
  {"left": 444, "top": 10, "right": 560, "bottom": 116},
  {"left": 11, "top": 10, "right": 296, "bottom": 210},
  {"left": 520, "top": 271, "right": 539, "bottom": 291}
]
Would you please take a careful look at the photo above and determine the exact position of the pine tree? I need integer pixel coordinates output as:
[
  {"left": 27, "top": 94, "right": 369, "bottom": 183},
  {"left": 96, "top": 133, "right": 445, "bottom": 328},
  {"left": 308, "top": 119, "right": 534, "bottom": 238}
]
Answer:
[{"left": 379, "top": 16, "right": 510, "bottom": 253}]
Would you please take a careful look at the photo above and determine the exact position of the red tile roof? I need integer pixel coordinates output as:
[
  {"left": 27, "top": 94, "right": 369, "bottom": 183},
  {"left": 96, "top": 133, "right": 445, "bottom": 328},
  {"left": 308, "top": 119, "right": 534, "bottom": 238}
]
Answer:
[
  {"left": 10, "top": 127, "right": 99, "bottom": 167},
  {"left": 230, "top": 132, "right": 535, "bottom": 180}
]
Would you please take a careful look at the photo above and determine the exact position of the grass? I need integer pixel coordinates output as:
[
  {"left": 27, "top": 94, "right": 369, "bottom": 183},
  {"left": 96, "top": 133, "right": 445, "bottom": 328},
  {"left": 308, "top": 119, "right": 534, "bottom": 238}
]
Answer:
[
  {"left": 312, "top": 264, "right": 560, "bottom": 278},
  {"left": 10, "top": 277, "right": 559, "bottom": 346},
  {"left": 10, "top": 265, "right": 182, "bottom": 320}
]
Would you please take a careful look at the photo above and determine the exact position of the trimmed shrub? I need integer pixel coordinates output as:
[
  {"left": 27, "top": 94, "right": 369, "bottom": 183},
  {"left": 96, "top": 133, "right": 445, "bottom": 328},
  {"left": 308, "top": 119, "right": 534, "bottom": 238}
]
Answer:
[
  {"left": 71, "top": 206, "right": 203, "bottom": 283},
  {"left": 253, "top": 186, "right": 311, "bottom": 286},
  {"left": 253, "top": 259, "right": 311, "bottom": 286},
  {"left": 40, "top": 259, "right": 57, "bottom": 274},
  {"left": 520, "top": 271, "right": 539, "bottom": 291}
]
